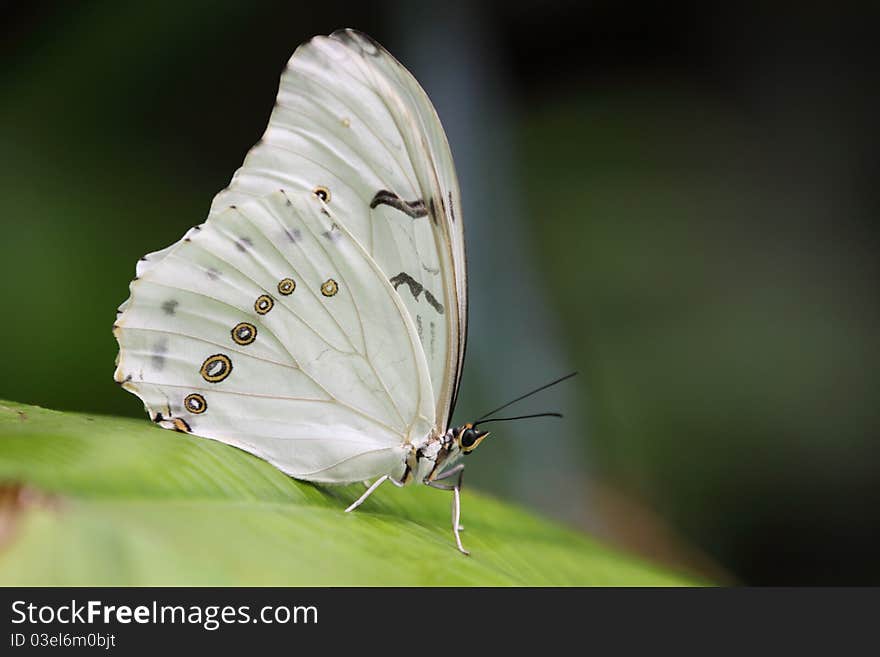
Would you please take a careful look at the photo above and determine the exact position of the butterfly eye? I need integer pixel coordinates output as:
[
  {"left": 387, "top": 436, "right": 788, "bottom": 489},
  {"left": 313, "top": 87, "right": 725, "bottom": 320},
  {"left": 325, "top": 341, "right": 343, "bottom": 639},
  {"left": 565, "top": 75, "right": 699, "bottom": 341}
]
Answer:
[
  {"left": 313, "top": 186, "right": 331, "bottom": 203},
  {"left": 459, "top": 427, "right": 489, "bottom": 453}
]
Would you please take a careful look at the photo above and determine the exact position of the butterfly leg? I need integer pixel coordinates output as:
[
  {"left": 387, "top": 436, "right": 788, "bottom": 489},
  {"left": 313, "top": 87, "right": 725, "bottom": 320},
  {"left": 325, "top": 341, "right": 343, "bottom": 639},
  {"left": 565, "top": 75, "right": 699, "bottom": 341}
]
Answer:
[
  {"left": 434, "top": 465, "right": 465, "bottom": 530},
  {"left": 346, "top": 474, "right": 405, "bottom": 512},
  {"left": 345, "top": 475, "right": 388, "bottom": 512},
  {"left": 428, "top": 464, "right": 468, "bottom": 555}
]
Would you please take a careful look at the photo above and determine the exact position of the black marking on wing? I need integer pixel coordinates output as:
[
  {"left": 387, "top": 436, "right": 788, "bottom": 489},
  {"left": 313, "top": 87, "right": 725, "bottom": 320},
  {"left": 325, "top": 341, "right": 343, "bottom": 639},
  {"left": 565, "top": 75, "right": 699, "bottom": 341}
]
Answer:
[
  {"left": 322, "top": 224, "right": 342, "bottom": 242},
  {"left": 449, "top": 192, "right": 456, "bottom": 223},
  {"left": 334, "top": 29, "right": 383, "bottom": 58},
  {"left": 235, "top": 237, "right": 253, "bottom": 252},
  {"left": 172, "top": 418, "right": 192, "bottom": 433},
  {"left": 161, "top": 299, "right": 178, "bottom": 316},
  {"left": 151, "top": 339, "right": 168, "bottom": 370},
  {"left": 389, "top": 272, "right": 445, "bottom": 314},
  {"left": 424, "top": 292, "right": 443, "bottom": 315},
  {"left": 370, "top": 190, "right": 428, "bottom": 219},
  {"left": 390, "top": 272, "right": 422, "bottom": 298}
]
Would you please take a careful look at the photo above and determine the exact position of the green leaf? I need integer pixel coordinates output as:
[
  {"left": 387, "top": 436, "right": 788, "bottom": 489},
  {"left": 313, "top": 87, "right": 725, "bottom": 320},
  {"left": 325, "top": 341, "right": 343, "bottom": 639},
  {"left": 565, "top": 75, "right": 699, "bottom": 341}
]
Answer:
[{"left": 0, "top": 401, "right": 694, "bottom": 585}]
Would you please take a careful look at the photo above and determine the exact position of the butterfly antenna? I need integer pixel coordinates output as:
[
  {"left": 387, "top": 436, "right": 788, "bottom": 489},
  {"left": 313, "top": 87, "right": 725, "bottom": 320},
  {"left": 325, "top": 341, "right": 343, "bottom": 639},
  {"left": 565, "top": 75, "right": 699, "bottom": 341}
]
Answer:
[
  {"left": 473, "top": 412, "right": 563, "bottom": 428},
  {"left": 475, "top": 372, "right": 577, "bottom": 422}
]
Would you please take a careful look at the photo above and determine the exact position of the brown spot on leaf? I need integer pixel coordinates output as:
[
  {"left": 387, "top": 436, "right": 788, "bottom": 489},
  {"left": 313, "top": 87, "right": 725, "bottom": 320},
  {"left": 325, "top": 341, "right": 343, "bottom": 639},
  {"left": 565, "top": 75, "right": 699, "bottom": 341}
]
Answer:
[{"left": 0, "top": 484, "right": 62, "bottom": 552}]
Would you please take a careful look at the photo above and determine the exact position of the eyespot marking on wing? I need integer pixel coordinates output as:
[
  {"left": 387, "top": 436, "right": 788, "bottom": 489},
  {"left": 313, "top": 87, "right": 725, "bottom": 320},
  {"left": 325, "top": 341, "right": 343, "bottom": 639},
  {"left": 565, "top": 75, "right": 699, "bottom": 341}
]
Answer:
[
  {"left": 277, "top": 278, "right": 296, "bottom": 295},
  {"left": 321, "top": 279, "right": 339, "bottom": 297},
  {"left": 200, "top": 354, "right": 233, "bottom": 383},
  {"left": 313, "top": 186, "right": 331, "bottom": 203},
  {"left": 184, "top": 393, "right": 207, "bottom": 414},
  {"left": 255, "top": 295, "right": 274, "bottom": 315},
  {"left": 231, "top": 322, "right": 257, "bottom": 345}
]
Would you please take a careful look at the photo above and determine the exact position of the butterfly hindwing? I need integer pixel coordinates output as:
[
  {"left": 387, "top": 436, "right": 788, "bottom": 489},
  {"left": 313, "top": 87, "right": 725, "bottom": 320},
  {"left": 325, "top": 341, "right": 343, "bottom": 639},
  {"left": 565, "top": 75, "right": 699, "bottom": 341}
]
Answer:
[{"left": 114, "top": 190, "right": 434, "bottom": 483}]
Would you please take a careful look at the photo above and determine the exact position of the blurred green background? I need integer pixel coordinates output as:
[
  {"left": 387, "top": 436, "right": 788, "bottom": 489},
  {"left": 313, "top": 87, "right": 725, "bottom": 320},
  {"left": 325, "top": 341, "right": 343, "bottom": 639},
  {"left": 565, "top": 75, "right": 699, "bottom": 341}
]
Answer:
[{"left": 1, "top": 2, "right": 877, "bottom": 584}]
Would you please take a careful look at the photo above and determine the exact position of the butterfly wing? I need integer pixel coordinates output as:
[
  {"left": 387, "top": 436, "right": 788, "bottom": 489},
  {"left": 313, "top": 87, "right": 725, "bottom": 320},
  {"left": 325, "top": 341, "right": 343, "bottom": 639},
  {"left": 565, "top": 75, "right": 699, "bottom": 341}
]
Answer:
[
  {"left": 210, "top": 29, "right": 466, "bottom": 431},
  {"left": 114, "top": 190, "right": 435, "bottom": 484}
]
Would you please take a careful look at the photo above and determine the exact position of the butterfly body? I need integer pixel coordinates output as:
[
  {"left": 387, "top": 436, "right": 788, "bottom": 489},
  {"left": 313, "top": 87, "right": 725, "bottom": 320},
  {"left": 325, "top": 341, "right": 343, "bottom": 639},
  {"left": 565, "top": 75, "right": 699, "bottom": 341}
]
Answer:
[{"left": 114, "top": 30, "right": 483, "bottom": 553}]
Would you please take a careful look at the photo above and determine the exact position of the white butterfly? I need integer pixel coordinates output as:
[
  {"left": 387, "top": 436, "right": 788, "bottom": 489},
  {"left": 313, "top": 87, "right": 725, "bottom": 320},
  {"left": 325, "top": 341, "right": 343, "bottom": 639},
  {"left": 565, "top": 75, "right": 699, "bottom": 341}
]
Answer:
[{"left": 113, "top": 29, "right": 485, "bottom": 554}]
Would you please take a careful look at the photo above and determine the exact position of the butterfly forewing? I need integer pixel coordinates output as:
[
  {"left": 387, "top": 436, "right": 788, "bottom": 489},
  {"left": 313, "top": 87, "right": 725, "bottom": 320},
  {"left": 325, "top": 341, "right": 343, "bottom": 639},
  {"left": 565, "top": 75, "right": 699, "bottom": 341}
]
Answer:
[
  {"left": 210, "top": 29, "right": 466, "bottom": 431},
  {"left": 114, "top": 190, "right": 434, "bottom": 483}
]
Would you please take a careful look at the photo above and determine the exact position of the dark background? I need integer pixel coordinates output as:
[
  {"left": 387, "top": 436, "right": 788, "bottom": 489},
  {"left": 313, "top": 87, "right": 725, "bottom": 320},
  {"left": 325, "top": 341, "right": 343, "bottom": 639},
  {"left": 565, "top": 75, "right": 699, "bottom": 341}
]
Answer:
[{"left": 1, "top": 1, "right": 878, "bottom": 584}]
